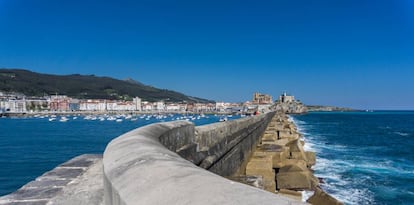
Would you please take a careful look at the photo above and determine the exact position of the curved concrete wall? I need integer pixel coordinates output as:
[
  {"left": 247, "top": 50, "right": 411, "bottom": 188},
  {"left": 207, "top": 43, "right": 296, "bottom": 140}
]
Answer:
[
  {"left": 196, "top": 112, "right": 275, "bottom": 176},
  {"left": 103, "top": 114, "right": 305, "bottom": 205}
]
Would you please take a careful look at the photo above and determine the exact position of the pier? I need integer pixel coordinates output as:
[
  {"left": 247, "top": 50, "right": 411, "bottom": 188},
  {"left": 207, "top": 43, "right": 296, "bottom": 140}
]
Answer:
[{"left": 0, "top": 111, "right": 341, "bottom": 205}]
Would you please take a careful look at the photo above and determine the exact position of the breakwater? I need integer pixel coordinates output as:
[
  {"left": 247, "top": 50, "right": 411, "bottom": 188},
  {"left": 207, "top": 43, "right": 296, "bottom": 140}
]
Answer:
[
  {"left": 0, "top": 111, "right": 340, "bottom": 205},
  {"left": 232, "top": 112, "right": 342, "bottom": 204}
]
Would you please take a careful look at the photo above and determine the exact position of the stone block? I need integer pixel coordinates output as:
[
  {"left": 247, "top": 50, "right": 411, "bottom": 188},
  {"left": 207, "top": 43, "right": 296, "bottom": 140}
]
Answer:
[
  {"left": 307, "top": 188, "right": 343, "bottom": 205},
  {"left": 246, "top": 155, "right": 276, "bottom": 192},
  {"left": 305, "top": 151, "right": 316, "bottom": 167},
  {"left": 276, "top": 171, "right": 313, "bottom": 190},
  {"left": 291, "top": 151, "right": 307, "bottom": 161},
  {"left": 280, "top": 131, "right": 297, "bottom": 140},
  {"left": 264, "top": 178, "right": 276, "bottom": 193},
  {"left": 283, "top": 159, "right": 308, "bottom": 168},
  {"left": 279, "top": 163, "right": 308, "bottom": 173},
  {"left": 254, "top": 150, "right": 286, "bottom": 168},
  {"left": 263, "top": 133, "right": 275, "bottom": 138},
  {"left": 259, "top": 144, "right": 284, "bottom": 152},
  {"left": 246, "top": 160, "right": 274, "bottom": 173},
  {"left": 278, "top": 189, "right": 302, "bottom": 201},
  {"left": 287, "top": 139, "right": 304, "bottom": 152},
  {"left": 261, "top": 140, "right": 277, "bottom": 145},
  {"left": 273, "top": 138, "right": 290, "bottom": 146}
]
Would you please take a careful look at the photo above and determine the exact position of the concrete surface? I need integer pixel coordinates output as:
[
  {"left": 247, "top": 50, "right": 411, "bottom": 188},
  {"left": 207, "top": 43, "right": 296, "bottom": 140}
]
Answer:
[
  {"left": 103, "top": 119, "right": 307, "bottom": 205},
  {"left": 0, "top": 154, "right": 103, "bottom": 205}
]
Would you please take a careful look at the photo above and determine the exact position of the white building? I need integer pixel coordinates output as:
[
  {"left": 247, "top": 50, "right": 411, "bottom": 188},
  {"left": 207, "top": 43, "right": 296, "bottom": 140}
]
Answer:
[
  {"left": 155, "top": 101, "right": 165, "bottom": 111},
  {"left": 133, "top": 97, "right": 142, "bottom": 111},
  {"left": 279, "top": 92, "right": 295, "bottom": 103},
  {"left": 215, "top": 102, "right": 231, "bottom": 112},
  {"left": 80, "top": 100, "right": 106, "bottom": 111},
  {"left": 141, "top": 101, "right": 153, "bottom": 111},
  {"left": 0, "top": 99, "right": 27, "bottom": 113},
  {"left": 166, "top": 103, "right": 180, "bottom": 112}
]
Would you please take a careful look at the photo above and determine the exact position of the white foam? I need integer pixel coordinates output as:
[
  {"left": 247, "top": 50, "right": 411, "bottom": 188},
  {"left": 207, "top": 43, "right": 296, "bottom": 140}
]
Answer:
[
  {"left": 323, "top": 185, "right": 373, "bottom": 205},
  {"left": 301, "top": 190, "right": 314, "bottom": 202},
  {"left": 394, "top": 131, "right": 410, "bottom": 136},
  {"left": 290, "top": 116, "right": 375, "bottom": 204},
  {"left": 303, "top": 141, "right": 316, "bottom": 152}
]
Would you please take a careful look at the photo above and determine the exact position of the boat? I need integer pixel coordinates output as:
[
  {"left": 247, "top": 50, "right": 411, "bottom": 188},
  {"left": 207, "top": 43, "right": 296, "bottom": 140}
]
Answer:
[
  {"left": 59, "top": 117, "right": 69, "bottom": 122},
  {"left": 107, "top": 116, "right": 116, "bottom": 121},
  {"left": 219, "top": 117, "right": 228, "bottom": 122}
]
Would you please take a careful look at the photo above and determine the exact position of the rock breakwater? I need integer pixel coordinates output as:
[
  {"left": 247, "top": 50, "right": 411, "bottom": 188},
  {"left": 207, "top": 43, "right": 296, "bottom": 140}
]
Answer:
[{"left": 231, "top": 112, "right": 343, "bottom": 204}]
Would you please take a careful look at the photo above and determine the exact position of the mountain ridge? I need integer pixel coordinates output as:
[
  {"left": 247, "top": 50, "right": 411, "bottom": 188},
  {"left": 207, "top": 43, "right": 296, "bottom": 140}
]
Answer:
[{"left": 0, "top": 68, "right": 214, "bottom": 103}]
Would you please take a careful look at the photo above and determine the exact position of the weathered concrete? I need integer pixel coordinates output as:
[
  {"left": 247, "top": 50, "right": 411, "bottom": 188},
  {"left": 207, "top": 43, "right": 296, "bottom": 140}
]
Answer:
[
  {"left": 307, "top": 188, "right": 344, "bottom": 205},
  {"left": 0, "top": 154, "right": 103, "bottom": 205},
  {"left": 103, "top": 117, "right": 307, "bottom": 205},
  {"left": 196, "top": 112, "right": 275, "bottom": 176}
]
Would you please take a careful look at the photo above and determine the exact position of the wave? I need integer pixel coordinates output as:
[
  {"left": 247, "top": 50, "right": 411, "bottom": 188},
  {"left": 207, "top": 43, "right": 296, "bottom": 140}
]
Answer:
[
  {"left": 321, "top": 183, "right": 374, "bottom": 205},
  {"left": 394, "top": 131, "right": 410, "bottom": 137},
  {"left": 291, "top": 116, "right": 375, "bottom": 204},
  {"left": 289, "top": 116, "right": 307, "bottom": 126},
  {"left": 292, "top": 113, "right": 414, "bottom": 204},
  {"left": 312, "top": 158, "right": 374, "bottom": 204}
]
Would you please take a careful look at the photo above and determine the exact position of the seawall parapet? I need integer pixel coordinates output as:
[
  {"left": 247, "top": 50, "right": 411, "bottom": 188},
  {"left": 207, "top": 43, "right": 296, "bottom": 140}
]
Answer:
[{"left": 103, "top": 112, "right": 307, "bottom": 205}]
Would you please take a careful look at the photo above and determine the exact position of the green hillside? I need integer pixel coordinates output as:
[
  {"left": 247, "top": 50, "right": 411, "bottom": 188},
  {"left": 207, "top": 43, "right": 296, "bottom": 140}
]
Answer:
[{"left": 0, "top": 69, "right": 213, "bottom": 103}]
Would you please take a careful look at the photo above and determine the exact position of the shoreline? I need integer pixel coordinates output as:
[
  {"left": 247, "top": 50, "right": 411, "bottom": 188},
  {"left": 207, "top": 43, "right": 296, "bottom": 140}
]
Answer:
[{"left": 0, "top": 110, "right": 238, "bottom": 118}]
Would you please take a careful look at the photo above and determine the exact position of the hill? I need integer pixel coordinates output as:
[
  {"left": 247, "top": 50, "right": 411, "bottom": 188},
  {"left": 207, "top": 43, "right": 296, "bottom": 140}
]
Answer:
[{"left": 0, "top": 69, "right": 213, "bottom": 103}]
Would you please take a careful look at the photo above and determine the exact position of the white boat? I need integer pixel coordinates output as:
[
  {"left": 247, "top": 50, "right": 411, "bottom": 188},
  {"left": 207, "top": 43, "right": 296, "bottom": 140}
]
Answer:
[
  {"left": 48, "top": 118, "right": 56, "bottom": 122},
  {"left": 107, "top": 116, "right": 117, "bottom": 121},
  {"left": 59, "top": 117, "right": 69, "bottom": 122},
  {"left": 116, "top": 119, "right": 123, "bottom": 122},
  {"left": 219, "top": 117, "right": 228, "bottom": 122}
]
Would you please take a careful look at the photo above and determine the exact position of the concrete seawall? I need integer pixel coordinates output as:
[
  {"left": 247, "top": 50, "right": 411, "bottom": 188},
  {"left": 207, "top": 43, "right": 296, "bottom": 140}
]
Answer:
[
  {"left": 1, "top": 112, "right": 308, "bottom": 205},
  {"left": 103, "top": 112, "right": 306, "bottom": 205}
]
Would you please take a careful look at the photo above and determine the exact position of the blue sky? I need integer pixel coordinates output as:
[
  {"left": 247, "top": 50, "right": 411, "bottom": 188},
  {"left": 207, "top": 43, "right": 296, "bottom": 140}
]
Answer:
[{"left": 1, "top": 0, "right": 414, "bottom": 109}]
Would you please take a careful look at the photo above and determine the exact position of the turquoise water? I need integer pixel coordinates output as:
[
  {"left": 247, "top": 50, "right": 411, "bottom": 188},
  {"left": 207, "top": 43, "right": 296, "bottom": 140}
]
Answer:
[
  {"left": 293, "top": 111, "right": 414, "bottom": 205},
  {"left": 0, "top": 114, "right": 231, "bottom": 196}
]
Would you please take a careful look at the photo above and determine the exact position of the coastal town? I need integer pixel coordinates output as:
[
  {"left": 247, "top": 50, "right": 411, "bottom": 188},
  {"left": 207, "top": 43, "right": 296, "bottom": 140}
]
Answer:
[{"left": 0, "top": 91, "right": 303, "bottom": 116}]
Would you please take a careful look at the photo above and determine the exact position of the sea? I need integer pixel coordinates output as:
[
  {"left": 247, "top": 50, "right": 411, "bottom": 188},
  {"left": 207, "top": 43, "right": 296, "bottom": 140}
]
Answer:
[
  {"left": 1, "top": 112, "right": 414, "bottom": 205},
  {"left": 292, "top": 111, "right": 414, "bottom": 205},
  {"left": 0, "top": 113, "right": 234, "bottom": 196}
]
